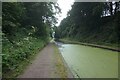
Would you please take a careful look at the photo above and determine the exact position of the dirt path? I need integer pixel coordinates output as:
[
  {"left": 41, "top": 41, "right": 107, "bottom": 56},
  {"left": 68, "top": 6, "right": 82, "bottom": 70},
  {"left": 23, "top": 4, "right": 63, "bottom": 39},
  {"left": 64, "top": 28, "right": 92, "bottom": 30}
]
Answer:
[{"left": 18, "top": 43, "right": 73, "bottom": 78}]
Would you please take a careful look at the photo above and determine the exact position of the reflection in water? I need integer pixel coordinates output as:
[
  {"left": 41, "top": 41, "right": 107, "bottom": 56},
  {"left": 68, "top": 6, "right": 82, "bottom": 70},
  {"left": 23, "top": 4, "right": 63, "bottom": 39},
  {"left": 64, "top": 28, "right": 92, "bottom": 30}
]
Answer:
[
  {"left": 56, "top": 42, "right": 118, "bottom": 78},
  {"left": 55, "top": 41, "right": 64, "bottom": 52}
]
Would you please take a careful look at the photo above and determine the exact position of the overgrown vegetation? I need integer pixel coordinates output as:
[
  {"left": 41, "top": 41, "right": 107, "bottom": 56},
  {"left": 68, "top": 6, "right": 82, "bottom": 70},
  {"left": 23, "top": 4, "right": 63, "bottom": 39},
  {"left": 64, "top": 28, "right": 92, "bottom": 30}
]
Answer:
[
  {"left": 55, "top": 2, "right": 120, "bottom": 48},
  {"left": 2, "top": 2, "right": 60, "bottom": 77}
]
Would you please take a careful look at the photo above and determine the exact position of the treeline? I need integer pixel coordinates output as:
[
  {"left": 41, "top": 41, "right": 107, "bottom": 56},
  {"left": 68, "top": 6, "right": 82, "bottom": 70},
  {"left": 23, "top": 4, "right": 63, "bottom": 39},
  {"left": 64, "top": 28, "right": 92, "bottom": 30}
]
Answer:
[
  {"left": 55, "top": 2, "right": 120, "bottom": 47},
  {"left": 2, "top": 2, "right": 60, "bottom": 77}
]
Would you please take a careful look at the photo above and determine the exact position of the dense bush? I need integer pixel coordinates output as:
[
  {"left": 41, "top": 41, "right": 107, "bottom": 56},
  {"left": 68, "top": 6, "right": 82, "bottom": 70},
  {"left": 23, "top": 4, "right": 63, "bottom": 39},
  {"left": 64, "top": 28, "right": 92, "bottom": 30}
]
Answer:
[{"left": 2, "top": 2, "right": 60, "bottom": 77}]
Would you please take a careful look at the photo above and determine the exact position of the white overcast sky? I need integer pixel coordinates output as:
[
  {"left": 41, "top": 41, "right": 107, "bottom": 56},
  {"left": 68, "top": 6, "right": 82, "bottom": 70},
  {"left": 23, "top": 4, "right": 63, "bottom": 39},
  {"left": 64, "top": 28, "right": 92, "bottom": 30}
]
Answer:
[{"left": 56, "top": 0, "right": 75, "bottom": 26}]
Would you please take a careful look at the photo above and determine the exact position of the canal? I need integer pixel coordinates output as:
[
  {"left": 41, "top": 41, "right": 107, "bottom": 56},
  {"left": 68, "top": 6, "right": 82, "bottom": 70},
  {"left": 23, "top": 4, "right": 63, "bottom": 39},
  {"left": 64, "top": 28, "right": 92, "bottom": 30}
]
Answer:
[{"left": 56, "top": 42, "right": 118, "bottom": 78}]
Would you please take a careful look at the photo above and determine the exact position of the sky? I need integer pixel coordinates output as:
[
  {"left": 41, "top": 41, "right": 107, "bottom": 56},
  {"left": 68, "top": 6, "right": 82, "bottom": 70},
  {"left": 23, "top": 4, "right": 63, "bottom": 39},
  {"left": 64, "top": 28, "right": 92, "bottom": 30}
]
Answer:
[{"left": 56, "top": 0, "right": 74, "bottom": 26}]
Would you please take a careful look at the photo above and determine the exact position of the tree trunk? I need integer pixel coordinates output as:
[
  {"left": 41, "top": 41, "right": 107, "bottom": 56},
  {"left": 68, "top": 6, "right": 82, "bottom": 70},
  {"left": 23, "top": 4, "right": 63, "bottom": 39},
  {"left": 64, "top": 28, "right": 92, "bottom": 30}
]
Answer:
[{"left": 109, "top": 2, "right": 113, "bottom": 16}]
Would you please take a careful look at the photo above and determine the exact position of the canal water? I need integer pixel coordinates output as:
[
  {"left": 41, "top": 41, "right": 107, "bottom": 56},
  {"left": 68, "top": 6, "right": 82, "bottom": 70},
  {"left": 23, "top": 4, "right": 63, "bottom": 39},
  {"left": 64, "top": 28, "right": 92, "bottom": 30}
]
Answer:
[{"left": 56, "top": 42, "right": 118, "bottom": 78}]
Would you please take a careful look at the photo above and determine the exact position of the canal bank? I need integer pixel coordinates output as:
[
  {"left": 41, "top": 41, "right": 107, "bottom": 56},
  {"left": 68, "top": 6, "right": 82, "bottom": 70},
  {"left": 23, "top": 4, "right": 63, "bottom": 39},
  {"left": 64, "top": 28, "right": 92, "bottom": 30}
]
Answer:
[{"left": 57, "top": 39, "right": 120, "bottom": 52}]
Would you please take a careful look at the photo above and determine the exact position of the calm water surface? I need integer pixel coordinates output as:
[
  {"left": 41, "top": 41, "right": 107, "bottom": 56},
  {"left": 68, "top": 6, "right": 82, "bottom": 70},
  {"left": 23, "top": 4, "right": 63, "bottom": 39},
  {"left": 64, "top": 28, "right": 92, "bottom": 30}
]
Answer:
[{"left": 56, "top": 42, "right": 118, "bottom": 78}]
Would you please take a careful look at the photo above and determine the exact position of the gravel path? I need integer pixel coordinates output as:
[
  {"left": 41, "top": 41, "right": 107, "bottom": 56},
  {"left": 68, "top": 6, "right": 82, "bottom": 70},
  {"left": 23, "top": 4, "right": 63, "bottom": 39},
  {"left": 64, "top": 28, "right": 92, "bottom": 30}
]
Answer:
[{"left": 18, "top": 43, "right": 73, "bottom": 78}]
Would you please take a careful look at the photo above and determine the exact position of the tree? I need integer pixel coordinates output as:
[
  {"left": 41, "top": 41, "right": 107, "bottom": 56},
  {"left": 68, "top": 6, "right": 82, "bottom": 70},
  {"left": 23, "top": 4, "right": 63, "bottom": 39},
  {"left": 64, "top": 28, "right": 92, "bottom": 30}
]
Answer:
[
  {"left": 2, "top": 2, "right": 61, "bottom": 39},
  {"left": 55, "top": 2, "right": 120, "bottom": 45}
]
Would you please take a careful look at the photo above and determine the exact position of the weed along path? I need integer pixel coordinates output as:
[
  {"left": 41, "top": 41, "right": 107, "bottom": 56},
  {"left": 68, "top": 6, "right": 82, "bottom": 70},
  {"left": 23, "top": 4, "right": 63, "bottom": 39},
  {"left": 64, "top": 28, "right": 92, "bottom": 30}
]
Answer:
[{"left": 18, "top": 43, "right": 73, "bottom": 78}]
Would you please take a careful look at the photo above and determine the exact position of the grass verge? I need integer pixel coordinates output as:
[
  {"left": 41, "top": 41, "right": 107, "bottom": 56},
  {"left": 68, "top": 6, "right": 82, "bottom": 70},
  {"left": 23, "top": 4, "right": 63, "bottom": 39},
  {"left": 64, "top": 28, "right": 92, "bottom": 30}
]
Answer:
[
  {"left": 53, "top": 43, "right": 68, "bottom": 78},
  {"left": 58, "top": 39, "right": 120, "bottom": 52}
]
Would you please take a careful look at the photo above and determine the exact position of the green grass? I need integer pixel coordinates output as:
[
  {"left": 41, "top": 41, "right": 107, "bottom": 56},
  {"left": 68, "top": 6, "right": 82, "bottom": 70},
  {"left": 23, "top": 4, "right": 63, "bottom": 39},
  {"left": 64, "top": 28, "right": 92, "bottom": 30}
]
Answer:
[
  {"left": 2, "top": 36, "right": 48, "bottom": 78},
  {"left": 53, "top": 43, "right": 68, "bottom": 78}
]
